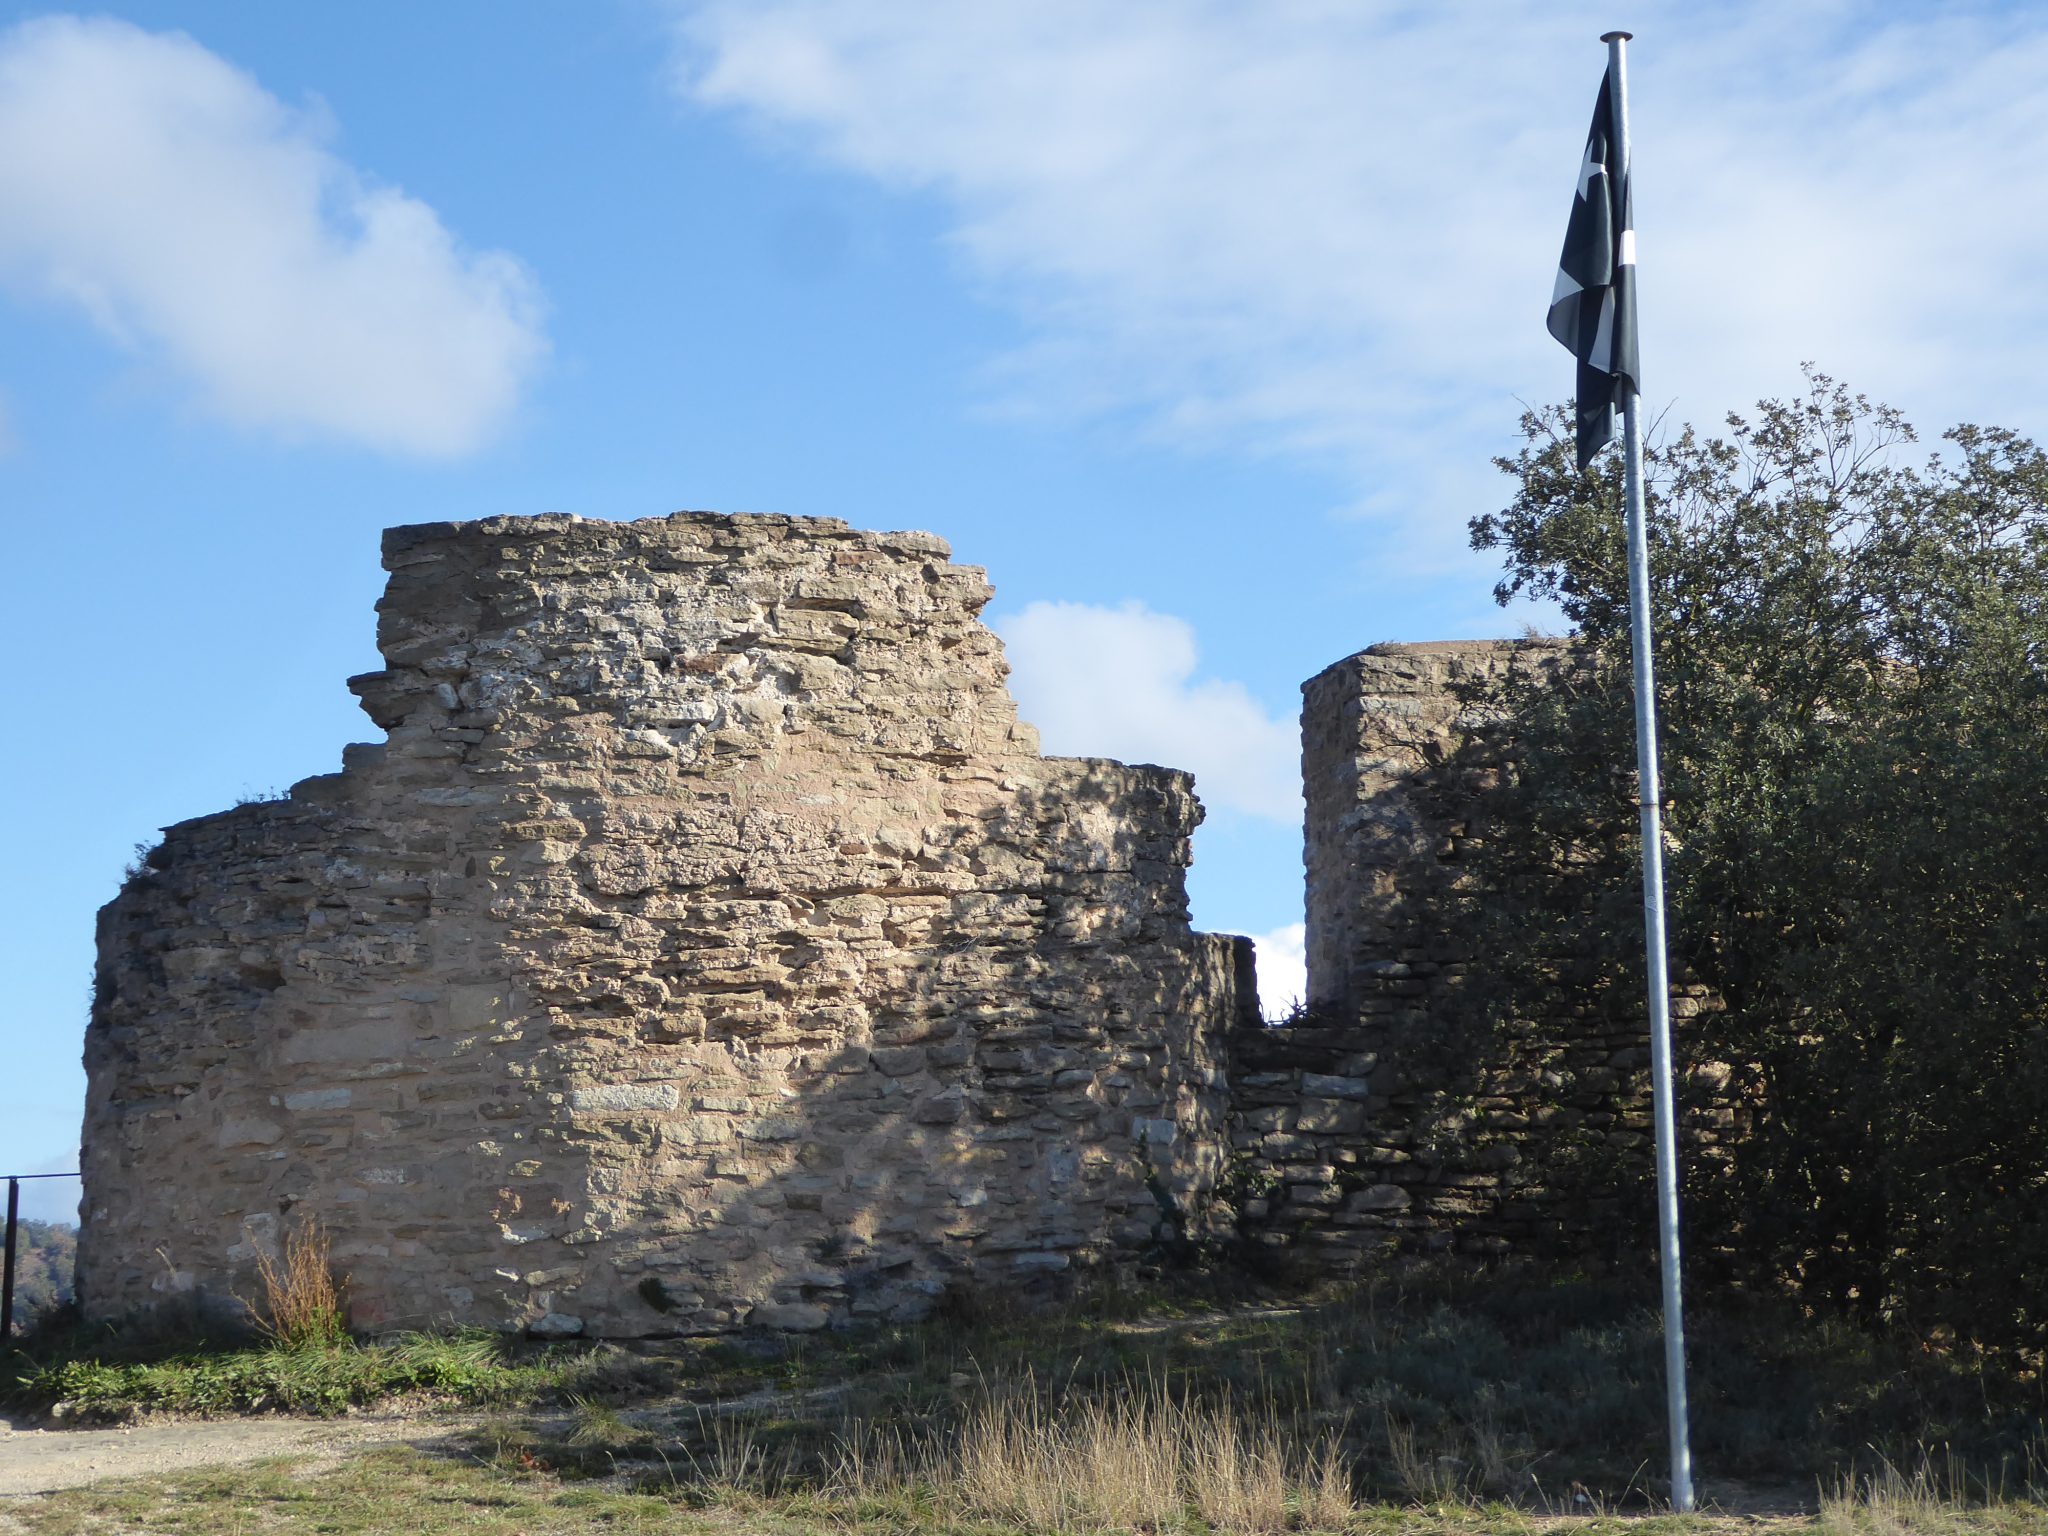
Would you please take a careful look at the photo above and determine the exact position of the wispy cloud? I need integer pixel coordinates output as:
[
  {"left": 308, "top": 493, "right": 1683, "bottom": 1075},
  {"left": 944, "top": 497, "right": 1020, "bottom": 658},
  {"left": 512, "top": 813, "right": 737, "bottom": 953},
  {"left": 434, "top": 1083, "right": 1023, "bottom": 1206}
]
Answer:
[
  {"left": 994, "top": 599, "right": 1299, "bottom": 826},
  {"left": 0, "top": 15, "right": 547, "bottom": 457},
  {"left": 666, "top": 2, "right": 2048, "bottom": 554}
]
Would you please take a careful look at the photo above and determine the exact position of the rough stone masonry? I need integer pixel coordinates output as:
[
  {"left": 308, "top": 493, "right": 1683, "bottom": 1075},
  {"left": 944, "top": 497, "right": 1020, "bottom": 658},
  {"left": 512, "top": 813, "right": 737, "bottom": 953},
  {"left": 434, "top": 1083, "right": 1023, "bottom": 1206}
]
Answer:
[
  {"left": 82, "top": 513, "right": 1256, "bottom": 1337},
  {"left": 1229, "top": 641, "right": 1727, "bottom": 1274}
]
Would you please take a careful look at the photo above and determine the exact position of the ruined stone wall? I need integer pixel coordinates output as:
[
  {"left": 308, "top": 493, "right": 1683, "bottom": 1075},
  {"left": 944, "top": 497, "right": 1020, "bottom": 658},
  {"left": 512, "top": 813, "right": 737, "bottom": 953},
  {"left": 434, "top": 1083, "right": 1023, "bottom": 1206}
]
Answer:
[
  {"left": 82, "top": 513, "right": 1255, "bottom": 1337},
  {"left": 1231, "top": 641, "right": 1722, "bottom": 1273}
]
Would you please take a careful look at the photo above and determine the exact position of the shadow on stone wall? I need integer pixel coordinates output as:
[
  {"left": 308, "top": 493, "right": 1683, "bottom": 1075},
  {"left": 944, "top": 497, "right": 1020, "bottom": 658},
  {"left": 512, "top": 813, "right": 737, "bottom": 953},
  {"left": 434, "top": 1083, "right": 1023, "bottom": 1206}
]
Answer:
[
  {"left": 509, "top": 766, "right": 1250, "bottom": 1339},
  {"left": 1229, "top": 643, "right": 1732, "bottom": 1280}
]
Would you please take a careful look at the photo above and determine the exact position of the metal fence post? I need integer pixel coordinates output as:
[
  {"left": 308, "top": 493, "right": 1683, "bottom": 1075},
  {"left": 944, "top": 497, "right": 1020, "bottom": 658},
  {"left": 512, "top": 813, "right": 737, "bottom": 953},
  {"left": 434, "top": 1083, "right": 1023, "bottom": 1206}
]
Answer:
[{"left": 0, "top": 1172, "right": 82, "bottom": 1342}]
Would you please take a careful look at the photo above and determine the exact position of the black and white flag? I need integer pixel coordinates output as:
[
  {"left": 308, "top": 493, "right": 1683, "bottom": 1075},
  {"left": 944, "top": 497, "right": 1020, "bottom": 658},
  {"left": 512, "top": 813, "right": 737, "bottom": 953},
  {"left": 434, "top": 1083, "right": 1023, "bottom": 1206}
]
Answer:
[{"left": 1547, "top": 66, "right": 1638, "bottom": 470}]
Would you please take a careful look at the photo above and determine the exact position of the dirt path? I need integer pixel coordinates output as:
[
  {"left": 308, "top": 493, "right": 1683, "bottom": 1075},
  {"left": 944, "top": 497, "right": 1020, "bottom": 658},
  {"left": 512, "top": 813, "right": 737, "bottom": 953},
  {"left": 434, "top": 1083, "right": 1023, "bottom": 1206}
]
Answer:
[
  {"left": 0, "top": 1410, "right": 476, "bottom": 1498},
  {"left": 0, "top": 1370, "right": 873, "bottom": 1501}
]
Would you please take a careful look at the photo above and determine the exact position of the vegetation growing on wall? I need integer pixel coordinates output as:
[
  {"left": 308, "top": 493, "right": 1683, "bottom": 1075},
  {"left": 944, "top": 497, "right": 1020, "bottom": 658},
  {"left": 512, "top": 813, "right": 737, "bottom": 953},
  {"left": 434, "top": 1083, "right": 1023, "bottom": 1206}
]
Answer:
[{"left": 1466, "top": 370, "right": 2048, "bottom": 1353}]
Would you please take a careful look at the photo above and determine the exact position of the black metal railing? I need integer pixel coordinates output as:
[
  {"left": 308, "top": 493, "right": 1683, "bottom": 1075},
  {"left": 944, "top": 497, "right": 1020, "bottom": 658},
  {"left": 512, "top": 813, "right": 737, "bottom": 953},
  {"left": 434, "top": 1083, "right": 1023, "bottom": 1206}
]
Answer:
[{"left": 2, "top": 1172, "right": 81, "bottom": 1342}]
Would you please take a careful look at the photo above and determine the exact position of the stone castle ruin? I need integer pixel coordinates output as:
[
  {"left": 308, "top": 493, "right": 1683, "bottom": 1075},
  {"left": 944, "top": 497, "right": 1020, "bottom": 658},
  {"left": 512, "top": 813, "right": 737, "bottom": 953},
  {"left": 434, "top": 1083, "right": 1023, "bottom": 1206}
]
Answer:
[
  {"left": 1229, "top": 643, "right": 1722, "bottom": 1272},
  {"left": 81, "top": 513, "right": 1672, "bottom": 1336}
]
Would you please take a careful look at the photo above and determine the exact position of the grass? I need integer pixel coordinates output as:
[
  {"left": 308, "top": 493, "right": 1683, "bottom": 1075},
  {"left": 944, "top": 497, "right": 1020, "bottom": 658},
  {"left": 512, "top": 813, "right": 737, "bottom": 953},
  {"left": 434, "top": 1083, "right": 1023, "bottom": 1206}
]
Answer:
[
  {"left": 8, "top": 1328, "right": 565, "bottom": 1418},
  {"left": 1813, "top": 1447, "right": 2048, "bottom": 1535},
  {"left": 6, "top": 1262, "right": 2046, "bottom": 1531},
  {"left": 9, "top": 1440, "right": 2045, "bottom": 1535},
  {"left": 9, "top": 1447, "right": 688, "bottom": 1536},
  {"left": 637, "top": 1264, "right": 2047, "bottom": 1504}
]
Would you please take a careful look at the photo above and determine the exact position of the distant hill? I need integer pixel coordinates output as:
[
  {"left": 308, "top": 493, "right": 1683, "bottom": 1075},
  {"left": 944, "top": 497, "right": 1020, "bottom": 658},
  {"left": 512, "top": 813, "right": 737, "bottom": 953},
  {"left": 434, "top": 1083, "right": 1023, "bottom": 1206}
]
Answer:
[{"left": 8, "top": 1220, "right": 76, "bottom": 1325}]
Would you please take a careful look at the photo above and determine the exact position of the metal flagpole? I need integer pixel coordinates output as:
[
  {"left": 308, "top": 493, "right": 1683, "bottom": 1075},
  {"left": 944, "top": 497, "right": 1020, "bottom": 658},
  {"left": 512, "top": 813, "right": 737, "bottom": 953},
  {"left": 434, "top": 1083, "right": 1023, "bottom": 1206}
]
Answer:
[
  {"left": 1, "top": 1178, "right": 16, "bottom": 1344},
  {"left": 1601, "top": 29, "right": 1696, "bottom": 1514}
]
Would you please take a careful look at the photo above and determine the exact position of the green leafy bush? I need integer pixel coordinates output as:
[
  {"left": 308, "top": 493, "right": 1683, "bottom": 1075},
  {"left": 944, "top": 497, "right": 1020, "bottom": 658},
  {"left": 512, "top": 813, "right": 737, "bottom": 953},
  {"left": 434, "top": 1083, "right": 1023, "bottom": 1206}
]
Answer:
[{"left": 1465, "top": 371, "right": 2048, "bottom": 1352}]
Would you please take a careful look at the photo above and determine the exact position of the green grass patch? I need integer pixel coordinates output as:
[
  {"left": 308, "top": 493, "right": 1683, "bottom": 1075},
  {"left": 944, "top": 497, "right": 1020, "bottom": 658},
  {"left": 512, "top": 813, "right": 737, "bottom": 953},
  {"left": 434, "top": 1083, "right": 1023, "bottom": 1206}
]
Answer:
[{"left": 5, "top": 1328, "right": 570, "bottom": 1418}]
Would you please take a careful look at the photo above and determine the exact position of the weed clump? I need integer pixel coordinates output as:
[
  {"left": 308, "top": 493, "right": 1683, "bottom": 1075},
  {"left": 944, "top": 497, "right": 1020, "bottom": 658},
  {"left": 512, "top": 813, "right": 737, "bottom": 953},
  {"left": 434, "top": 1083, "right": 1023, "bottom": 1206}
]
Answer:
[{"left": 252, "top": 1220, "right": 347, "bottom": 1349}]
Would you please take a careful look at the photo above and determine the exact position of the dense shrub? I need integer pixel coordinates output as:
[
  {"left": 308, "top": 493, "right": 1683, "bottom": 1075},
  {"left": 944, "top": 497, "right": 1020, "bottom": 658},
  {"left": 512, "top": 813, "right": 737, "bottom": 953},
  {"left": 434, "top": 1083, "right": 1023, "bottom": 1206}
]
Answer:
[{"left": 1465, "top": 371, "right": 2048, "bottom": 1352}]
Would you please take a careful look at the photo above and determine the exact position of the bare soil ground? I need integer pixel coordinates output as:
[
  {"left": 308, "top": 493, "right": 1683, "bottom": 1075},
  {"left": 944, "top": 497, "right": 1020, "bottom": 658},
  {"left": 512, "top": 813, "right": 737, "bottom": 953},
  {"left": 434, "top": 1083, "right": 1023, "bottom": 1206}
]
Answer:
[{"left": 0, "top": 1408, "right": 475, "bottom": 1498}]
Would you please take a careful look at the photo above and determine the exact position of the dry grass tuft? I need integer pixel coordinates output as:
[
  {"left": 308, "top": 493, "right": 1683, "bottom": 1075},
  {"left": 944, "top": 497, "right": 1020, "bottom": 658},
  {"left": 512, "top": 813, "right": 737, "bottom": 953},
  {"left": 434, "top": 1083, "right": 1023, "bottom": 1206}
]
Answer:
[
  {"left": 1818, "top": 1442, "right": 2048, "bottom": 1535},
  {"left": 251, "top": 1220, "right": 347, "bottom": 1349},
  {"left": 946, "top": 1375, "right": 1355, "bottom": 1533},
  {"left": 688, "top": 1373, "right": 1356, "bottom": 1532}
]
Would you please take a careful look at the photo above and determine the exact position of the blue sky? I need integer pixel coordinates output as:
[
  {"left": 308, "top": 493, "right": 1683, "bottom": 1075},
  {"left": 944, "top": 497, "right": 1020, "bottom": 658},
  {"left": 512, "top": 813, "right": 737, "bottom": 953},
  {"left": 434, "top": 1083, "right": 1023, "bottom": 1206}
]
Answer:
[{"left": 4, "top": 0, "right": 2045, "bottom": 1222}]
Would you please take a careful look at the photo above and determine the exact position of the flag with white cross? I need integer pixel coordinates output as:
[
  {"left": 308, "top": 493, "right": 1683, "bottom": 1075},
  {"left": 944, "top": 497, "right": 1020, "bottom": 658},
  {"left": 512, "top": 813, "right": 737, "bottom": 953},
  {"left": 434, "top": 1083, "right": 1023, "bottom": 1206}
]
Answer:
[{"left": 1546, "top": 65, "right": 1638, "bottom": 470}]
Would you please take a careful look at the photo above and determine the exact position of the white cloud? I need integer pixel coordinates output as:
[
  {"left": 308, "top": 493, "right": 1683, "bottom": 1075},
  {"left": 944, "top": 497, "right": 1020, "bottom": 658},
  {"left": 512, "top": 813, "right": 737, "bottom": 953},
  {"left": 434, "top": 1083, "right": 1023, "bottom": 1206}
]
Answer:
[
  {"left": 0, "top": 15, "right": 546, "bottom": 457},
  {"left": 667, "top": 2, "right": 2048, "bottom": 557},
  {"left": 993, "top": 598, "right": 1299, "bottom": 825},
  {"left": 1247, "top": 922, "right": 1305, "bottom": 1022}
]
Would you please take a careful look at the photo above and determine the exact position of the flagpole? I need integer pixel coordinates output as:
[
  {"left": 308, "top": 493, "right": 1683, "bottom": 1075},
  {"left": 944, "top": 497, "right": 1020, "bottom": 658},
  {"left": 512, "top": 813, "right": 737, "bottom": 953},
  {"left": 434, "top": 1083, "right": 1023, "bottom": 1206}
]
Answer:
[{"left": 1602, "top": 27, "right": 1696, "bottom": 1515}]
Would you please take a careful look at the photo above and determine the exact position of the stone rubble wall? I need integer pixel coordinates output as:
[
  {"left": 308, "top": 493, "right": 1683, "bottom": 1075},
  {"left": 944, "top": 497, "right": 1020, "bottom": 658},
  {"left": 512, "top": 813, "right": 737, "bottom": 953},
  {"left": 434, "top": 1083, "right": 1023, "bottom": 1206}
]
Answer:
[
  {"left": 81, "top": 513, "right": 1256, "bottom": 1338},
  {"left": 1230, "top": 641, "right": 1726, "bottom": 1273}
]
